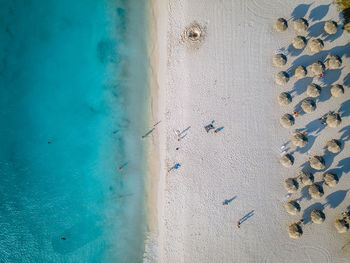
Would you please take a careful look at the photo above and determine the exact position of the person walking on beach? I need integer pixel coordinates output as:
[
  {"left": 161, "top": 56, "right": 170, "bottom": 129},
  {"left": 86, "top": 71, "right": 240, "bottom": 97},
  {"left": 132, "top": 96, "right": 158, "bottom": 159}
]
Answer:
[{"left": 237, "top": 221, "right": 241, "bottom": 228}]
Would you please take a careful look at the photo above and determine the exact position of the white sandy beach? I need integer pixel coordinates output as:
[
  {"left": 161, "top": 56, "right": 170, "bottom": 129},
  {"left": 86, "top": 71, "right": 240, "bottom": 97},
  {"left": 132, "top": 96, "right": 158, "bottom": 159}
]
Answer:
[{"left": 147, "top": 0, "right": 350, "bottom": 262}]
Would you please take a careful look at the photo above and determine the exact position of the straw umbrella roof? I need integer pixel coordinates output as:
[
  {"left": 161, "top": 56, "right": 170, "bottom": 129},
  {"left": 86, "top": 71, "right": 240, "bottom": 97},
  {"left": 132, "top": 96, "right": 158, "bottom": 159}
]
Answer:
[
  {"left": 280, "top": 114, "right": 295, "bottom": 128},
  {"left": 275, "top": 71, "right": 290, "bottom": 85},
  {"left": 301, "top": 98, "right": 316, "bottom": 113},
  {"left": 285, "top": 200, "right": 301, "bottom": 215},
  {"left": 334, "top": 219, "right": 349, "bottom": 233},
  {"left": 284, "top": 178, "right": 299, "bottom": 193},
  {"left": 325, "top": 55, "right": 342, "bottom": 69},
  {"left": 310, "top": 61, "right": 325, "bottom": 76},
  {"left": 324, "top": 20, "right": 338, "bottom": 35},
  {"left": 311, "top": 210, "right": 325, "bottom": 224},
  {"left": 324, "top": 172, "right": 339, "bottom": 187},
  {"left": 308, "top": 39, "right": 324, "bottom": 53},
  {"left": 298, "top": 172, "right": 314, "bottom": 186},
  {"left": 330, "top": 84, "right": 344, "bottom": 98},
  {"left": 278, "top": 92, "right": 292, "bottom": 106},
  {"left": 307, "top": 83, "right": 321, "bottom": 98},
  {"left": 288, "top": 223, "right": 303, "bottom": 239},
  {"left": 309, "top": 156, "right": 325, "bottom": 170},
  {"left": 292, "top": 36, "right": 307, "bottom": 49},
  {"left": 294, "top": 65, "right": 307, "bottom": 79},
  {"left": 326, "top": 112, "right": 342, "bottom": 128},
  {"left": 280, "top": 154, "right": 294, "bottom": 167},
  {"left": 327, "top": 139, "right": 341, "bottom": 153},
  {"left": 294, "top": 18, "right": 309, "bottom": 33},
  {"left": 309, "top": 184, "right": 324, "bottom": 199},
  {"left": 292, "top": 132, "right": 308, "bottom": 147},
  {"left": 274, "top": 18, "right": 288, "bottom": 32},
  {"left": 273, "top": 54, "right": 287, "bottom": 67}
]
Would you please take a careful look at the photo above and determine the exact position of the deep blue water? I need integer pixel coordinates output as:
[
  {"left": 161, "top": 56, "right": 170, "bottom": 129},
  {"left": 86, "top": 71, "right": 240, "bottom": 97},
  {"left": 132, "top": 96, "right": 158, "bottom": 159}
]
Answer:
[{"left": 0, "top": 0, "right": 149, "bottom": 262}]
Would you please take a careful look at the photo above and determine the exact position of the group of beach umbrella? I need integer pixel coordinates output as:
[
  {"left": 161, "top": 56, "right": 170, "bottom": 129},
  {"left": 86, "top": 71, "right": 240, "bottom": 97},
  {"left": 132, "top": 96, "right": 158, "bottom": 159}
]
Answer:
[{"left": 273, "top": 15, "right": 347, "bottom": 238}]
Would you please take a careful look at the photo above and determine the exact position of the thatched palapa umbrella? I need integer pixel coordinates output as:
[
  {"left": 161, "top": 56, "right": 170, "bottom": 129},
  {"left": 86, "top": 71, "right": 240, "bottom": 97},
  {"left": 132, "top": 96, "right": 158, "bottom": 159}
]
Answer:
[
  {"left": 309, "top": 184, "right": 324, "bottom": 199},
  {"left": 308, "top": 38, "right": 324, "bottom": 53},
  {"left": 273, "top": 54, "right": 287, "bottom": 67},
  {"left": 309, "top": 156, "right": 325, "bottom": 170},
  {"left": 292, "top": 36, "right": 307, "bottom": 49},
  {"left": 288, "top": 223, "right": 303, "bottom": 239},
  {"left": 330, "top": 84, "right": 344, "bottom": 98},
  {"left": 325, "top": 55, "right": 342, "bottom": 69},
  {"left": 278, "top": 92, "right": 292, "bottom": 106},
  {"left": 324, "top": 20, "right": 338, "bottom": 35},
  {"left": 301, "top": 98, "right": 316, "bottom": 113},
  {"left": 311, "top": 210, "right": 325, "bottom": 224},
  {"left": 294, "top": 18, "right": 309, "bottom": 33},
  {"left": 307, "top": 83, "right": 321, "bottom": 98},
  {"left": 275, "top": 71, "right": 290, "bottom": 85},
  {"left": 294, "top": 65, "right": 307, "bottom": 79},
  {"left": 284, "top": 178, "right": 299, "bottom": 193},
  {"left": 298, "top": 172, "right": 314, "bottom": 186},
  {"left": 280, "top": 114, "right": 295, "bottom": 128},
  {"left": 334, "top": 219, "right": 349, "bottom": 233},
  {"left": 285, "top": 200, "right": 301, "bottom": 215},
  {"left": 326, "top": 112, "right": 342, "bottom": 128},
  {"left": 292, "top": 132, "right": 308, "bottom": 147},
  {"left": 280, "top": 154, "right": 294, "bottom": 167},
  {"left": 310, "top": 61, "right": 325, "bottom": 76},
  {"left": 327, "top": 139, "right": 341, "bottom": 153},
  {"left": 324, "top": 172, "right": 339, "bottom": 187},
  {"left": 274, "top": 18, "right": 288, "bottom": 32}
]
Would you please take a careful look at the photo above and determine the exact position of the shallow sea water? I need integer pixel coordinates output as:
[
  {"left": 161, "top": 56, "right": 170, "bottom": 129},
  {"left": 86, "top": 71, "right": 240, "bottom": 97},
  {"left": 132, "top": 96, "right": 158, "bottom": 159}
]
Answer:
[{"left": 0, "top": 0, "right": 149, "bottom": 262}]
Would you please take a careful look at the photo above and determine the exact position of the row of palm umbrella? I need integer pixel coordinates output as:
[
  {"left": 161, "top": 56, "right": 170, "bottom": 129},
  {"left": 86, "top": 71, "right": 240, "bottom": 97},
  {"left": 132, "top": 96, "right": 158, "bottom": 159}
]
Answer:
[
  {"left": 288, "top": 208, "right": 327, "bottom": 238},
  {"left": 278, "top": 84, "right": 344, "bottom": 108},
  {"left": 279, "top": 112, "right": 342, "bottom": 128},
  {"left": 289, "top": 210, "right": 349, "bottom": 238},
  {"left": 274, "top": 56, "right": 342, "bottom": 85},
  {"left": 284, "top": 171, "right": 339, "bottom": 195},
  {"left": 274, "top": 17, "right": 338, "bottom": 35}
]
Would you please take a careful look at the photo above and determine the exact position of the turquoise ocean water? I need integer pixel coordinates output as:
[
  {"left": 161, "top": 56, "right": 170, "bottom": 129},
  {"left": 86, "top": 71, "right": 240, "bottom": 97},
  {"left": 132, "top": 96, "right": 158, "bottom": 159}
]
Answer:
[{"left": 0, "top": 0, "right": 150, "bottom": 262}]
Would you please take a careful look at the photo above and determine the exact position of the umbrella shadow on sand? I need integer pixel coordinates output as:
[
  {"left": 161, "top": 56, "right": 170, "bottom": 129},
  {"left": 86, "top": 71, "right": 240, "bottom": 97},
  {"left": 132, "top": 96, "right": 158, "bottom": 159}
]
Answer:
[
  {"left": 324, "top": 189, "right": 349, "bottom": 209},
  {"left": 322, "top": 147, "right": 342, "bottom": 170},
  {"left": 290, "top": 77, "right": 313, "bottom": 96},
  {"left": 338, "top": 99, "right": 350, "bottom": 118},
  {"left": 309, "top": 4, "right": 330, "bottom": 22},
  {"left": 343, "top": 73, "right": 350, "bottom": 87},
  {"left": 302, "top": 202, "right": 325, "bottom": 224},
  {"left": 337, "top": 157, "right": 350, "bottom": 175},
  {"left": 308, "top": 21, "right": 325, "bottom": 38},
  {"left": 301, "top": 118, "right": 326, "bottom": 135},
  {"left": 296, "top": 185, "right": 313, "bottom": 203},
  {"left": 339, "top": 125, "right": 350, "bottom": 142},
  {"left": 287, "top": 44, "right": 304, "bottom": 57},
  {"left": 291, "top": 3, "right": 313, "bottom": 20}
]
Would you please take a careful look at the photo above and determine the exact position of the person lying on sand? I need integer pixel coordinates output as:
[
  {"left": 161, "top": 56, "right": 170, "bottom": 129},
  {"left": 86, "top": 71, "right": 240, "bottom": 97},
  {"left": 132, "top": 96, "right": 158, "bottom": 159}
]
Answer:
[{"left": 204, "top": 124, "right": 215, "bottom": 133}]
